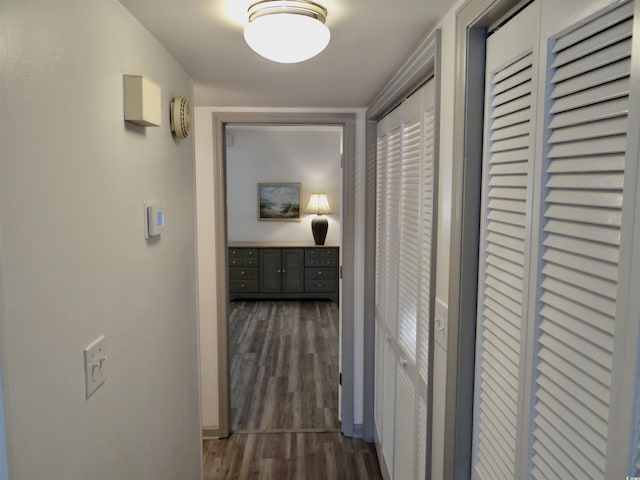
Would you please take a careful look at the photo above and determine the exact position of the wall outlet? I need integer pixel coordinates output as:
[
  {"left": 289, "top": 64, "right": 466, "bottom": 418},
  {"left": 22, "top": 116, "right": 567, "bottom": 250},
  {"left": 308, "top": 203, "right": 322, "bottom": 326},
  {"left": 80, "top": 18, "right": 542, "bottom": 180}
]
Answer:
[{"left": 84, "top": 335, "right": 107, "bottom": 399}]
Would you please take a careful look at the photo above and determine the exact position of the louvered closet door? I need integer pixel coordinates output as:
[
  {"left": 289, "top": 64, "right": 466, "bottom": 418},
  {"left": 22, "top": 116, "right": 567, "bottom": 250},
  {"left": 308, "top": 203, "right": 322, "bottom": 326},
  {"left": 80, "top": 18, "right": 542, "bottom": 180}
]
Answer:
[
  {"left": 528, "top": 2, "right": 634, "bottom": 478},
  {"left": 416, "top": 79, "right": 437, "bottom": 480},
  {"left": 375, "top": 79, "right": 437, "bottom": 480},
  {"left": 418, "top": 88, "right": 436, "bottom": 387},
  {"left": 473, "top": 1, "right": 640, "bottom": 479},
  {"left": 375, "top": 134, "right": 388, "bottom": 331},
  {"left": 385, "top": 127, "right": 402, "bottom": 340},
  {"left": 394, "top": 92, "right": 422, "bottom": 480},
  {"left": 374, "top": 122, "right": 399, "bottom": 471},
  {"left": 375, "top": 108, "right": 402, "bottom": 475},
  {"left": 398, "top": 115, "right": 421, "bottom": 362},
  {"left": 374, "top": 134, "right": 388, "bottom": 443},
  {"left": 472, "top": 3, "right": 540, "bottom": 479}
]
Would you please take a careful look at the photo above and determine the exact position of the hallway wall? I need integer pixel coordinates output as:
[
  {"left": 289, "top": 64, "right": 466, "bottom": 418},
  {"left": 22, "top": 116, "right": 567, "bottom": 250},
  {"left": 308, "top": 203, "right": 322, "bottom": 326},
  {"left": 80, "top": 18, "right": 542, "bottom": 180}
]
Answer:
[
  {"left": 226, "top": 125, "right": 342, "bottom": 244},
  {"left": 0, "top": 1, "right": 201, "bottom": 478}
]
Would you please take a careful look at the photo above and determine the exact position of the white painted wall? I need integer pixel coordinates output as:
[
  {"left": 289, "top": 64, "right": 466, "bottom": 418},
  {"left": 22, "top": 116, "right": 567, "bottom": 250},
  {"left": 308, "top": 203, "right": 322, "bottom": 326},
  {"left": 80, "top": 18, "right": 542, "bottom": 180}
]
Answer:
[
  {"left": 0, "top": 2, "right": 201, "bottom": 479},
  {"left": 226, "top": 125, "right": 342, "bottom": 244},
  {"left": 0, "top": 272, "right": 7, "bottom": 480},
  {"left": 195, "top": 107, "right": 366, "bottom": 430},
  {"left": 0, "top": 229, "right": 7, "bottom": 479}
]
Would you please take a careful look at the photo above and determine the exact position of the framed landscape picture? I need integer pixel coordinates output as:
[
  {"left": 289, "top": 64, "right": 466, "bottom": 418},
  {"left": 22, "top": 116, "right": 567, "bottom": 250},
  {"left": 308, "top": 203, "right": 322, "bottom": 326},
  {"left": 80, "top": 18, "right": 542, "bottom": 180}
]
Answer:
[{"left": 258, "top": 183, "right": 302, "bottom": 221}]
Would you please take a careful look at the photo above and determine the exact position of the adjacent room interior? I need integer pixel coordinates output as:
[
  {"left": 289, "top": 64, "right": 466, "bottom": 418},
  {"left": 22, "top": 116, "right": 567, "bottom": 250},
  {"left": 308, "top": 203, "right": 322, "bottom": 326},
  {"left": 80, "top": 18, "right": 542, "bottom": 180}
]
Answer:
[
  {"left": 200, "top": 124, "right": 381, "bottom": 477},
  {"left": 225, "top": 124, "right": 343, "bottom": 434}
]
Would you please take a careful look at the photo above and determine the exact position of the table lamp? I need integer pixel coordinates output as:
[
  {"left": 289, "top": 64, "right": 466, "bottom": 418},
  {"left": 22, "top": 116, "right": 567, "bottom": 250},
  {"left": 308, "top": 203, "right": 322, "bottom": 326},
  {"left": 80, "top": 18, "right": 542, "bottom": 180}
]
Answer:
[{"left": 305, "top": 193, "right": 332, "bottom": 245}]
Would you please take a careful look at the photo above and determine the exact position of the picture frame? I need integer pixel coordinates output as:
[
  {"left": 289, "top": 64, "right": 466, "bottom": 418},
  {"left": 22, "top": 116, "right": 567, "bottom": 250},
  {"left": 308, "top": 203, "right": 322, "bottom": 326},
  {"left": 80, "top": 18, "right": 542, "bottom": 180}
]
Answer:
[{"left": 258, "top": 182, "right": 302, "bottom": 221}]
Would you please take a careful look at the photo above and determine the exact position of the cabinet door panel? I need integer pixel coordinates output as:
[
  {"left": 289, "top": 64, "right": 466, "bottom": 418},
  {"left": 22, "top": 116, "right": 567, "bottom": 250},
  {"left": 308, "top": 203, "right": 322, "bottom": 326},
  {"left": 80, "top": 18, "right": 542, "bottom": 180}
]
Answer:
[
  {"left": 260, "top": 249, "right": 282, "bottom": 293},
  {"left": 282, "top": 249, "right": 304, "bottom": 293}
]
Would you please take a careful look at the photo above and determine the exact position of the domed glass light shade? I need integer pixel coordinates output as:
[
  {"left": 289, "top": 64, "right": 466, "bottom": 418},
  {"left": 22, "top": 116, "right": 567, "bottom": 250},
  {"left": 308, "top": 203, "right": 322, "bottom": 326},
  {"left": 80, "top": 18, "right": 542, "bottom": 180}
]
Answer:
[{"left": 244, "top": 0, "right": 330, "bottom": 64}]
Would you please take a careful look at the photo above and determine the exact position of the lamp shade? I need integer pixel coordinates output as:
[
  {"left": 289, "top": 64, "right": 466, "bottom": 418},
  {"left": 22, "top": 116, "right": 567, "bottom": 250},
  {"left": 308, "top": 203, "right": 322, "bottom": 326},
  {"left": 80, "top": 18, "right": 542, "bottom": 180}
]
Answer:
[
  {"left": 244, "top": 0, "right": 330, "bottom": 64},
  {"left": 305, "top": 193, "right": 332, "bottom": 215}
]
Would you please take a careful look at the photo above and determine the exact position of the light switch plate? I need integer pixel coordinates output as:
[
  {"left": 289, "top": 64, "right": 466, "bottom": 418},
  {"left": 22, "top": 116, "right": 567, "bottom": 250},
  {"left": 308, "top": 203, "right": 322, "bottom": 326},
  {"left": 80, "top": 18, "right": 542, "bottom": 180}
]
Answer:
[
  {"left": 434, "top": 298, "right": 448, "bottom": 350},
  {"left": 84, "top": 335, "right": 107, "bottom": 399}
]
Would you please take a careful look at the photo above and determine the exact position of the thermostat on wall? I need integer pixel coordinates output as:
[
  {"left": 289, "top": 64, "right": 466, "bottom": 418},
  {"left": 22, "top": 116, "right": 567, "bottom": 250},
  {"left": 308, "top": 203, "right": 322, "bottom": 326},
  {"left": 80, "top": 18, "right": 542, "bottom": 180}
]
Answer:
[{"left": 144, "top": 202, "right": 164, "bottom": 239}]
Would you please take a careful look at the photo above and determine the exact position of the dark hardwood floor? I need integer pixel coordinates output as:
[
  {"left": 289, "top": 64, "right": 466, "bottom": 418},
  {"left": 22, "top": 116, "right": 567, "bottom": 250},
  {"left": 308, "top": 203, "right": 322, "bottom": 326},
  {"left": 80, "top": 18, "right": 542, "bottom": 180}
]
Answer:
[
  {"left": 203, "top": 301, "right": 382, "bottom": 479},
  {"left": 229, "top": 301, "right": 340, "bottom": 432},
  {"left": 203, "top": 431, "right": 382, "bottom": 480}
]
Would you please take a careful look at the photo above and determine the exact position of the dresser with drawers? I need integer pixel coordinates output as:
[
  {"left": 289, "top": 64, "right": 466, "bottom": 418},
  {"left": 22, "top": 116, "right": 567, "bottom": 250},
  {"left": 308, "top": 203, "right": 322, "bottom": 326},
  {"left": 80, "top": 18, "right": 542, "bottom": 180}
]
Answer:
[{"left": 228, "top": 243, "right": 339, "bottom": 303}]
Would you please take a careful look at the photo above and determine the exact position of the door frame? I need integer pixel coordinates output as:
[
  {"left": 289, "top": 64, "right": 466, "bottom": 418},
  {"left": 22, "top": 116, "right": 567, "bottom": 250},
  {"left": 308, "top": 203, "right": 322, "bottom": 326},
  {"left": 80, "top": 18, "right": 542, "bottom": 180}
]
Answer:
[
  {"left": 445, "top": 0, "right": 534, "bottom": 478},
  {"left": 208, "top": 111, "right": 357, "bottom": 438}
]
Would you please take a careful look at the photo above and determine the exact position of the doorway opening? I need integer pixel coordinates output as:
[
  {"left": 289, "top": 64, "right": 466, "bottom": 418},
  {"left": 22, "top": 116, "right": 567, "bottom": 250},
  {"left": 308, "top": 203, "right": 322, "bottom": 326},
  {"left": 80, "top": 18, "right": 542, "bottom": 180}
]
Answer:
[
  {"left": 224, "top": 124, "right": 343, "bottom": 433},
  {"left": 198, "top": 111, "right": 357, "bottom": 440}
]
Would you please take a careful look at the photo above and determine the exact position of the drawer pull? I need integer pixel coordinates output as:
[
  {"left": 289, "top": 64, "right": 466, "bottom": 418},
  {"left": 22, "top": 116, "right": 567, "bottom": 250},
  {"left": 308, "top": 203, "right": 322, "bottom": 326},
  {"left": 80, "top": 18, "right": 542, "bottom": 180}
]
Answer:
[
  {"left": 248, "top": 251, "right": 254, "bottom": 256},
  {"left": 240, "top": 284, "right": 246, "bottom": 289},
  {"left": 317, "top": 271, "right": 323, "bottom": 276},
  {"left": 277, "top": 269, "right": 281, "bottom": 273},
  {"left": 282, "top": 269, "right": 286, "bottom": 273},
  {"left": 317, "top": 283, "right": 323, "bottom": 288},
  {"left": 240, "top": 270, "right": 246, "bottom": 276},
  {"left": 309, "top": 251, "right": 316, "bottom": 255}
]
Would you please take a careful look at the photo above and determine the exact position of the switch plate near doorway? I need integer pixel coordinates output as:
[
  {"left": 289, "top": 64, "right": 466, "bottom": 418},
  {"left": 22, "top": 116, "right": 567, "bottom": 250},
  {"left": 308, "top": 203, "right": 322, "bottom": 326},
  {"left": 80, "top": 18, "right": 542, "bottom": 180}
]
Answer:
[{"left": 84, "top": 335, "right": 107, "bottom": 399}]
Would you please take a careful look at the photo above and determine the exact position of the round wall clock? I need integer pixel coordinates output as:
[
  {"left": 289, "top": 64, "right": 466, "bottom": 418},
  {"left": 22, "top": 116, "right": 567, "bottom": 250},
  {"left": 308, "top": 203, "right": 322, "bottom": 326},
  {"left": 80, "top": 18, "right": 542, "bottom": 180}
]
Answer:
[{"left": 170, "top": 96, "right": 191, "bottom": 138}]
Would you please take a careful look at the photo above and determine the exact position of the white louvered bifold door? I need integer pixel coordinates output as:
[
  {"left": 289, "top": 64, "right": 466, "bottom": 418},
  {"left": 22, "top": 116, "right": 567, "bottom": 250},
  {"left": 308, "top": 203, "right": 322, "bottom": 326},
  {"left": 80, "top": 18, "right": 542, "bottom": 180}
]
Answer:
[
  {"left": 418, "top": 104, "right": 436, "bottom": 385},
  {"left": 528, "top": 2, "right": 634, "bottom": 478},
  {"left": 374, "top": 133, "right": 388, "bottom": 444},
  {"left": 394, "top": 94, "right": 422, "bottom": 480},
  {"left": 398, "top": 117, "right": 421, "bottom": 362},
  {"left": 472, "top": 0, "right": 640, "bottom": 479},
  {"left": 385, "top": 127, "right": 402, "bottom": 341},
  {"left": 375, "top": 134, "right": 388, "bottom": 339},
  {"left": 375, "top": 79, "right": 437, "bottom": 479},
  {"left": 416, "top": 79, "right": 437, "bottom": 480},
  {"left": 472, "top": 3, "right": 540, "bottom": 479},
  {"left": 375, "top": 121, "right": 401, "bottom": 472}
]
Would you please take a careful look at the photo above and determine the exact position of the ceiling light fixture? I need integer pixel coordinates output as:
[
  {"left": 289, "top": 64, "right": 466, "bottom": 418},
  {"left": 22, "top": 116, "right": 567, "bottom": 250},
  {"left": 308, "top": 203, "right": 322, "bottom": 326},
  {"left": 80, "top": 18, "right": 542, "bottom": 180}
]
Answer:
[{"left": 244, "top": 0, "right": 330, "bottom": 64}]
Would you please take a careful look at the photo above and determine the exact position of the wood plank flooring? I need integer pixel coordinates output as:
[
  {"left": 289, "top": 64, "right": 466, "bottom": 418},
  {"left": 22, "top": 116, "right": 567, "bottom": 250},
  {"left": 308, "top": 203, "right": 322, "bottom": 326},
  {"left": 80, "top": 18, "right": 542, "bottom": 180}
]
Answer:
[
  {"left": 203, "top": 300, "right": 382, "bottom": 479},
  {"left": 228, "top": 301, "right": 339, "bottom": 431},
  {"left": 203, "top": 431, "right": 382, "bottom": 480}
]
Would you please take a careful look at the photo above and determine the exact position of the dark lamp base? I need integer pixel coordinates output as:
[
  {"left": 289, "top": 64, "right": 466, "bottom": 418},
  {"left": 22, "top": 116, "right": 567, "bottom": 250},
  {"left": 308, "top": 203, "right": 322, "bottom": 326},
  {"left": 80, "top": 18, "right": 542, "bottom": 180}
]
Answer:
[{"left": 311, "top": 216, "right": 329, "bottom": 245}]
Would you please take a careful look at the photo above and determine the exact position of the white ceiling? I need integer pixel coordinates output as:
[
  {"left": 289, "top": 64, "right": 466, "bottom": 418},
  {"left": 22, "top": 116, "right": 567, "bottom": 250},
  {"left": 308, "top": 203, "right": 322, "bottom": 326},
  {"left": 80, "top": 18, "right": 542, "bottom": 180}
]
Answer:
[{"left": 118, "top": 0, "right": 453, "bottom": 108}]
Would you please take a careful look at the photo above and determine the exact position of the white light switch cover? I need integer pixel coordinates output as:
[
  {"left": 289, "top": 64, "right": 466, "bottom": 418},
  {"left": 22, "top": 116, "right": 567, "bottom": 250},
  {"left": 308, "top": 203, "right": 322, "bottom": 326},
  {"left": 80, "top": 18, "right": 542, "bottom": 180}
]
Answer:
[
  {"left": 84, "top": 335, "right": 107, "bottom": 399},
  {"left": 434, "top": 298, "right": 448, "bottom": 351}
]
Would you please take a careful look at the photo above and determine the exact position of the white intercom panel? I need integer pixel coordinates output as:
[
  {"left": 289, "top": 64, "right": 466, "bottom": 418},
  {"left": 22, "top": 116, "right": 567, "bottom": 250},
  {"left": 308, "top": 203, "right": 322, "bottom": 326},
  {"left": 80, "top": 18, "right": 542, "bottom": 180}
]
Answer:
[{"left": 144, "top": 202, "right": 164, "bottom": 239}]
